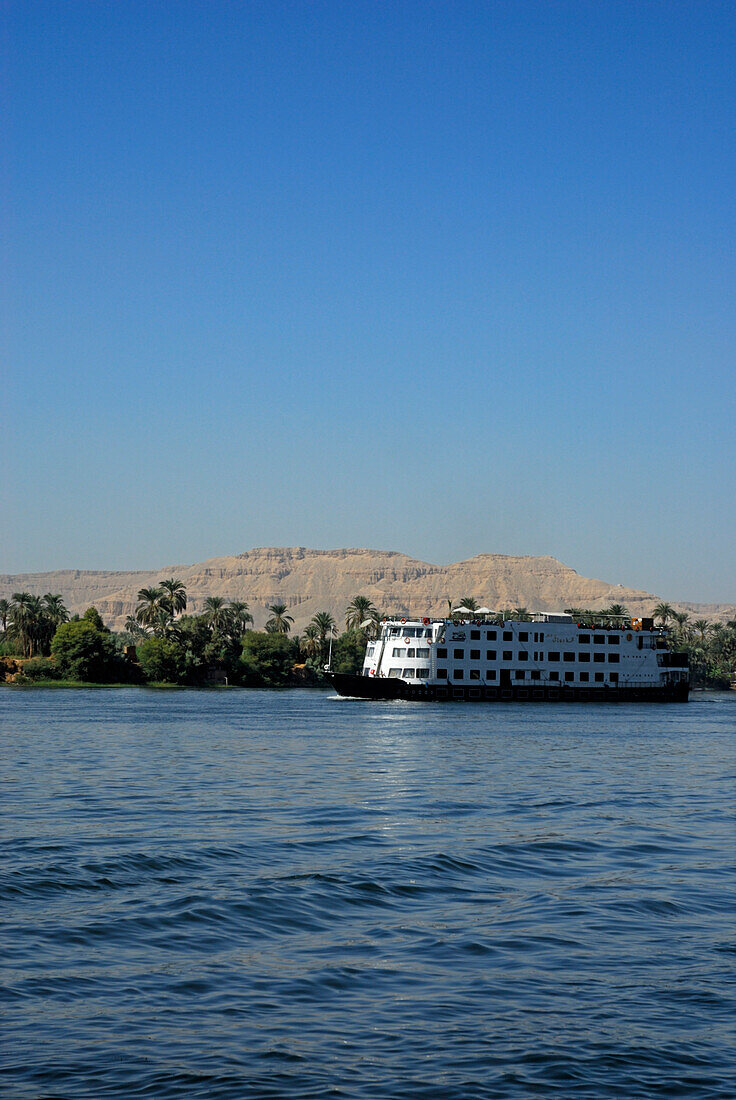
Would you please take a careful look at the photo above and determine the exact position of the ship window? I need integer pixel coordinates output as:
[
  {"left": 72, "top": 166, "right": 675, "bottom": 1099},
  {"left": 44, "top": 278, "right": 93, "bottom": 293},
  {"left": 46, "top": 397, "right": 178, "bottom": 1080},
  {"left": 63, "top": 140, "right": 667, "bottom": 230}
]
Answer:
[
  {"left": 392, "top": 647, "right": 402, "bottom": 657},
  {"left": 518, "top": 651, "right": 528, "bottom": 660},
  {"left": 540, "top": 632, "right": 544, "bottom": 642},
  {"left": 503, "top": 650, "right": 512, "bottom": 661},
  {"left": 452, "top": 669, "right": 464, "bottom": 679},
  {"left": 608, "top": 653, "right": 620, "bottom": 663},
  {"left": 519, "top": 631, "right": 529, "bottom": 641},
  {"left": 549, "top": 671, "right": 559, "bottom": 680},
  {"left": 469, "top": 669, "right": 481, "bottom": 680},
  {"left": 436, "top": 647, "right": 447, "bottom": 658},
  {"left": 580, "top": 672, "right": 589, "bottom": 682},
  {"left": 417, "top": 668, "right": 430, "bottom": 678},
  {"left": 548, "top": 651, "right": 560, "bottom": 661},
  {"left": 579, "top": 652, "right": 590, "bottom": 662},
  {"left": 514, "top": 670, "right": 526, "bottom": 680},
  {"left": 579, "top": 634, "right": 590, "bottom": 644},
  {"left": 486, "top": 650, "right": 496, "bottom": 660},
  {"left": 424, "top": 628, "right": 433, "bottom": 637},
  {"left": 595, "top": 672, "right": 604, "bottom": 682},
  {"left": 503, "top": 631, "right": 512, "bottom": 641},
  {"left": 563, "top": 652, "right": 575, "bottom": 662},
  {"left": 564, "top": 671, "right": 574, "bottom": 681},
  {"left": 608, "top": 635, "right": 620, "bottom": 644},
  {"left": 402, "top": 668, "right": 414, "bottom": 678},
  {"left": 486, "top": 669, "right": 497, "bottom": 680},
  {"left": 416, "top": 648, "right": 430, "bottom": 658},
  {"left": 486, "top": 630, "right": 497, "bottom": 640},
  {"left": 407, "top": 648, "right": 415, "bottom": 658},
  {"left": 470, "top": 649, "right": 480, "bottom": 660},
  {"left": 470, "top": 630, "right": 480, "bottom": 640},
  {"left": 594, "top": 635, "right": 605, "bottom": 644},
  {"left": 609, "top": 672, "right": 619, "bottom": 683},
  {"left": 388, "top": 668, "right": 401, "bottom": 678},
  {"left": 531, "top": 670, "right": 541, "bottom": 680},
  {"left": 454, "top": 648, "right": 464, "bottom": 659},
  {"left": 437, "top": 668, "right": 447, "bottom": 678},
  {"left": 594, "top": 653, "right": 605, "bottom": 663}
]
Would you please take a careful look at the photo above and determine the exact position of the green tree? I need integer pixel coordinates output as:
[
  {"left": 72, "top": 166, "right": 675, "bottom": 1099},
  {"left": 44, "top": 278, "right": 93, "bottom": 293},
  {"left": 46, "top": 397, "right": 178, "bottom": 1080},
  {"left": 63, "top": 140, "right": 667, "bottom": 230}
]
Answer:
[
  {"left": 332, "top": 628, "right": 367, "bottom": 674},
  {"left": 345, "top": 596, "right": 377, "bottom": 632},
  {"left": 265, "top": 603, "right": 294, "bottom": 634},
  {"left": 300, "top": 623, "right": 320, "bottom": 660},
  {"left": 203, "top": 596, "right": 231, "bottom": 635},
  {"left": 136, "top": 587, "right": 169, "bottom": 634},
  {"left": 159, "top": 578, "right": 187, "bottom": 618},
  {"left": 137, "top": 636, "right": 184, "bottom": 683},
  {"left": 311, "top": 611, "right": 336, "bottom": 662},
  {"left": 240, "top": 633, "right": 296, "bottom": 686},
  {"left": 50, "top": 619, "right": 118, "bottom": 682},
  {"left": 229, "top": 601, "right": 254, "bottom": 637},
  {"left": 653, "top": 602, "right": 674, "bottom": 627}
]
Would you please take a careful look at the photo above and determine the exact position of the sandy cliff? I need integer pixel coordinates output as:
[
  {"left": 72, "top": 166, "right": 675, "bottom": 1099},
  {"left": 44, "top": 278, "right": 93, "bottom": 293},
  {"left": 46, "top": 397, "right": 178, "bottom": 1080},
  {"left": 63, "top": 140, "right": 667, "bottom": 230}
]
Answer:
[{"left": 2, "top": 547, "right": 733, "bottom": 632}]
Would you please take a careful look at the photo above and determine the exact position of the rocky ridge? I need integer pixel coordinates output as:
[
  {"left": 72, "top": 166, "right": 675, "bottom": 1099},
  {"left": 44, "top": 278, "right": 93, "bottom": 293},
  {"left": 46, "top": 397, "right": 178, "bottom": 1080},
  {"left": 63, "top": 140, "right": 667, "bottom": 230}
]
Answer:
[{"left": 1, "top": 547, "right": 733, "bottom": 633}]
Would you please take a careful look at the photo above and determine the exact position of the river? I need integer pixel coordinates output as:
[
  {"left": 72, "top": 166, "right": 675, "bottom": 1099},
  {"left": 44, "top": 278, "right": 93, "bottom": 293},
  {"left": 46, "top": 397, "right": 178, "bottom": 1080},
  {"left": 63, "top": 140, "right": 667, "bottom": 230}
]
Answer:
[{"left": 2, "top": 688, "right": 735, "bottom": 1097}]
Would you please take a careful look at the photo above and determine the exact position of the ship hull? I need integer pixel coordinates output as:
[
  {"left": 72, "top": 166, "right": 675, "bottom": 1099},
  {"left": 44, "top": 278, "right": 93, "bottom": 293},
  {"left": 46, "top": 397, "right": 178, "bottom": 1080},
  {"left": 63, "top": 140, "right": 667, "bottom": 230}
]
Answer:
[{"left": 328, "top": 673, "right": 689, "bottom": 703}]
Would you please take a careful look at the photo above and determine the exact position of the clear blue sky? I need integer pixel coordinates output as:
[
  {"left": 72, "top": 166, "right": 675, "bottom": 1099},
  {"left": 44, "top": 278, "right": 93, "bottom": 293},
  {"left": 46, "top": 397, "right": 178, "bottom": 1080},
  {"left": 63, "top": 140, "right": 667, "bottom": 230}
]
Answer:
[{"left": 4, "top": 0, "right": 735, "bottom": 601}]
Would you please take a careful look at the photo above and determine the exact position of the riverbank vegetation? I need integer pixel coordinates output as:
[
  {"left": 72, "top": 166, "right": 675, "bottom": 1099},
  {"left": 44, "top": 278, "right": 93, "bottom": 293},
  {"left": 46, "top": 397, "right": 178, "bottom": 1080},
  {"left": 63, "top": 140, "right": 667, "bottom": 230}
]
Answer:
[
  {"left": 1, "top": 588, "right": 734, "bottom": 689},
  {"left": 0, "top": 583, "right": 379, "bottom": 687}
]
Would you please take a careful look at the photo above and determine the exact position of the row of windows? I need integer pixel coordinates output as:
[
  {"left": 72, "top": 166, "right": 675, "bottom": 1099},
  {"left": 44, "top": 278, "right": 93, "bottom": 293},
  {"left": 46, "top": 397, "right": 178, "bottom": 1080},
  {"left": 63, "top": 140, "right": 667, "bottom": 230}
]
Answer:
[
  {"left": 392, "top": 647, "right": 431, "bottom": 658},
  {"left": 387, "top": 668, "right": 431, "bottom": 678},
  {"left": 436, "top": 648, "right": 621, "bottom": 663},
  {"left": 436, "top": 669, "right": 619, "bottom": 683}
]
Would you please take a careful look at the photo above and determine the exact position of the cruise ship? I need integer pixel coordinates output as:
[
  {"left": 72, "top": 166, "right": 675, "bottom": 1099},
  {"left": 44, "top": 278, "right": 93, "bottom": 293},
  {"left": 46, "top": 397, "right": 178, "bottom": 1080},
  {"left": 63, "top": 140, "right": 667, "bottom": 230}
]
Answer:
[{"left": 328, "top": 613, "right": 689, "bottom": 702}]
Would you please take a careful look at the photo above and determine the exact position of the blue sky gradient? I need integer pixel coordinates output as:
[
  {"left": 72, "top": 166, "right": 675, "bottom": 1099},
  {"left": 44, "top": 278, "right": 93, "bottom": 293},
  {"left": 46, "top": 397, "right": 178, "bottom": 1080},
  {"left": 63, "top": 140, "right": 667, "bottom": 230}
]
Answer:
[{"left": 4, "top": 1, "right": 735, "bottom": 600}]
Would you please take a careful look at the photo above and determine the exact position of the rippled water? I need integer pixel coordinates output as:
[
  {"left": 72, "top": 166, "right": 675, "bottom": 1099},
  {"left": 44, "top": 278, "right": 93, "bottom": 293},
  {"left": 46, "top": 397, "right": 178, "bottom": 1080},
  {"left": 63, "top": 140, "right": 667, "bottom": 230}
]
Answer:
[{"left": 2, "top": 688, "right": 735, "bottom": 1098}]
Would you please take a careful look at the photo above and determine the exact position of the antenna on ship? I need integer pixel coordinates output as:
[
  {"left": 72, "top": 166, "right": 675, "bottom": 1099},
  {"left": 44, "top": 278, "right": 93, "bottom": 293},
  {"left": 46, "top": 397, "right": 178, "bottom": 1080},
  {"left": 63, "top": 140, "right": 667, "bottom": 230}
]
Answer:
[{"left": 325, "top": 634, "right": 333, "bottom": 673}]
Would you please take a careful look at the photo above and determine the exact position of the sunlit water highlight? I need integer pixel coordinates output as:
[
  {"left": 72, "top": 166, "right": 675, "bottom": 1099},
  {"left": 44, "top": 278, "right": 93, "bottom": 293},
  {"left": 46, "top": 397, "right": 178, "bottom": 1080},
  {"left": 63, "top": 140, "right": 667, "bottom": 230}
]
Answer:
[{"left": 2, "top": 688, "right": 735, "bottom": 1098}]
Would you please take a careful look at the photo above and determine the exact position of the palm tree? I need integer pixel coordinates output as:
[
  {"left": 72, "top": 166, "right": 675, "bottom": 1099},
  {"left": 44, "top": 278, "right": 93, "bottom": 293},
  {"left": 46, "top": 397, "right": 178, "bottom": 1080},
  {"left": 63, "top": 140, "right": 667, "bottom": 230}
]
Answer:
[
  {"left": 136, "top": 587, "right": 168, "bottom": 632},
  {"left": 0, "top": 598, "right": 9, "bottom": 632},
  {"left": 345, "top": 595, "right": 377, "bottom": 631},
  {"left": 513, "top": 606, "right": 531, "bottom": 621},
  {"left": 607, "top": 604, "right": 629, "bottom": 619},
  {"left": 229, "top": 601, "right": 254, "bottom": 636},
  {"left": 301, "top": 623, "right": 320, "bottom": 660},
  {"left": 43, "top": 593, "right": 69, "bottom": 626},
  {"left": 653, "top": 602, "right": 674, "bottom": 627},
  {"left": 672, "top": 611, "right": 691, "bottom": 645},
  {"left": 9, "top": 592, "right": 36, "bottom": 657},
  {"left": 159, "top": 578, "right": 187, "bottom": 619},
  {"left": 124, "top": 615, "right": 150, "bottom": 639},
  {"left": 311, "top": 611, "right": 336, "bottom": 662},
  {"left": 265, "top": 603, "right": 294, "bottom": 634},
  {"left": 693, "top": 619, "right": 711, "bottom": 644},
  {"left": 203, "top": 596, "right": 230, "bottom": 635}
]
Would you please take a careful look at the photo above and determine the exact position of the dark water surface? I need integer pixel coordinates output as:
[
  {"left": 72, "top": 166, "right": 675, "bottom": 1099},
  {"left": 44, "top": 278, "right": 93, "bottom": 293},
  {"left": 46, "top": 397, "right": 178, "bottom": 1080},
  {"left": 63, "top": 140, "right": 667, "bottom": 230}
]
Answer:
[{"left": 2, "top": 688, "right": 735, "bottom": 1098}]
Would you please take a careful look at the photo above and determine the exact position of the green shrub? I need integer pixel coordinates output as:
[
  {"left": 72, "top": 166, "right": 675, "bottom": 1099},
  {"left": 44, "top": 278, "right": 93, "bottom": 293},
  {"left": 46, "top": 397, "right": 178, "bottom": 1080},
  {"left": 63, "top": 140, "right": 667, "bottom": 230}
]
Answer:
[
  {"left": 18, "top": 657, "right": 60, "bottom": 681},
  {"left": 50, "top": 620, "right": 118, "bottom": 682},
  {"left": 137, "top": 637, "right": 184, "bottom": 684},
  {"left": 240, "top": 633, "right": 296, "bottom": 687}
]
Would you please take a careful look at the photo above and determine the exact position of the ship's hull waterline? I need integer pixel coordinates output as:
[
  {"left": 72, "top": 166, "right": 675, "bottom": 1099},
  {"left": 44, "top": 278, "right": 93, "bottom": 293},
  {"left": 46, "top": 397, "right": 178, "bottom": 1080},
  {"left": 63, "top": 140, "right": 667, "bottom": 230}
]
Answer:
[{"left": 329, "top": 672, "right": 690, "bottom": 703}]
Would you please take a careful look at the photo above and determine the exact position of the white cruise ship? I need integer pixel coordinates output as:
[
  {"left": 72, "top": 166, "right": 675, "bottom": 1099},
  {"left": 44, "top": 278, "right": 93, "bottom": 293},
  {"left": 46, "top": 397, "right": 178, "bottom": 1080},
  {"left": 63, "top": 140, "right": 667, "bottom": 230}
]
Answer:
[{"left": 328, "top": 613, "right": 689, "bottom": 702}]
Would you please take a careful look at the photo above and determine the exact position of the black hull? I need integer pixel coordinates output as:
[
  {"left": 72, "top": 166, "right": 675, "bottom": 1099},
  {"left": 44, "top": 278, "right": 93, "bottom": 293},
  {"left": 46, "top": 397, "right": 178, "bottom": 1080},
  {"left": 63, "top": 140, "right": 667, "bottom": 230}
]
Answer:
[{"left": 328, "top": 673, "right": 689, "bottom": 704}]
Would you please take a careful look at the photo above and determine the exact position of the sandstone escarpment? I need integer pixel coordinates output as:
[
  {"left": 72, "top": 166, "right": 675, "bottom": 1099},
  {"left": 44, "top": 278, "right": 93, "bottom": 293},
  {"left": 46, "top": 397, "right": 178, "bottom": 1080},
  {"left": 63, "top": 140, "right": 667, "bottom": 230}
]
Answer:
[{"left": 1, "top": 547, "right": 733, "bottom": 633}]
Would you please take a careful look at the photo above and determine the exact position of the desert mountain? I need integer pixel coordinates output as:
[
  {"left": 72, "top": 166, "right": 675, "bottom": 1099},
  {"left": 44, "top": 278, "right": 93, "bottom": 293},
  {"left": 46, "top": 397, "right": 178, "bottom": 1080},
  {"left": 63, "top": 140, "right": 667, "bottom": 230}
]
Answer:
[{"left": 2, "top": 547, "right": 733, "bottom": 633}]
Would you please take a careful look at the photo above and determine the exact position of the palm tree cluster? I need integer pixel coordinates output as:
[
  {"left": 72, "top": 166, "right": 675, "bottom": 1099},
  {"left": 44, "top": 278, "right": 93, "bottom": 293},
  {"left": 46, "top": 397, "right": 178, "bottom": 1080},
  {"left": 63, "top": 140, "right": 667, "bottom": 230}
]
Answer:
[
  {"left": 563, "top": 604, "right": 632, "bottom": 627},
  {"left": 0, "top": 593, "right": 69, "bottom": 657},
  {"left": 126, "top": 579, "right": 255, "bottom": 643},
  {"left": 660, "top": 610, "right": 736, "bottom": 688}
]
